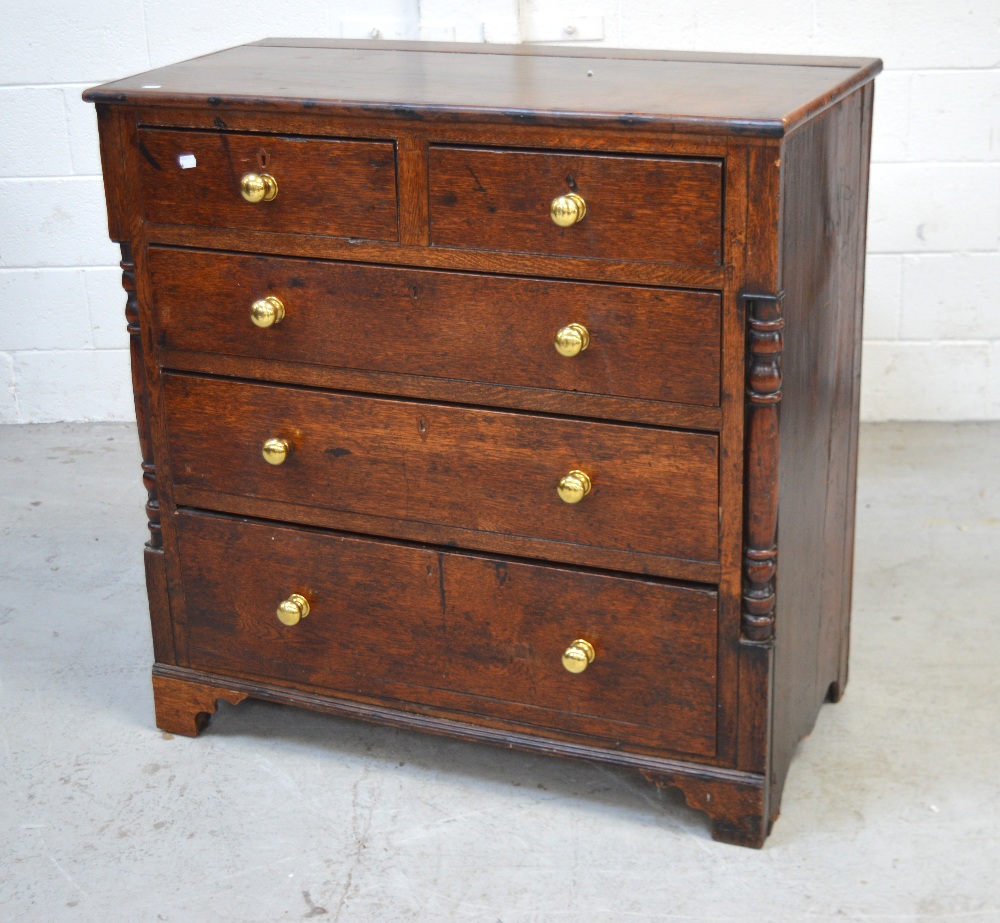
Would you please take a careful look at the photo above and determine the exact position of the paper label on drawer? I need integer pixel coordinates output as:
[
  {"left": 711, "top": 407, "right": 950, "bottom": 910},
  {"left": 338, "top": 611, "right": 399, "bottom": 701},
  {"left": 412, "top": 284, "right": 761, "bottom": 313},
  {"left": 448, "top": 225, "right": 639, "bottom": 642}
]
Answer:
[{"left": 177, "top": 153, "right": 197, "bottom": 169}]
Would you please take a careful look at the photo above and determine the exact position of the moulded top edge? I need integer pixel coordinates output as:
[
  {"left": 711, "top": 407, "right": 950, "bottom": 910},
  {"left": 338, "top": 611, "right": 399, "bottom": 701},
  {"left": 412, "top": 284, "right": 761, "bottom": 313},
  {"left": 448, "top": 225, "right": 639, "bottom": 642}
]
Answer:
[{"left": 83, "top": 40, "right": 883, "bottom": 139}]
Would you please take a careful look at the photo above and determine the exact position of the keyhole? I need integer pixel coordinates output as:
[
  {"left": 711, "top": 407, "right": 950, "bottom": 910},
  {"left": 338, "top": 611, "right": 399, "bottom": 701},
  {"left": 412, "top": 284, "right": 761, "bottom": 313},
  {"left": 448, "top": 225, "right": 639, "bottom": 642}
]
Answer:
[
  {"left": 258, "top": 150, "right": 269, "bottom": 170},
  {"left": 565, "top": 174, "right": 577, "bottom": 192}
]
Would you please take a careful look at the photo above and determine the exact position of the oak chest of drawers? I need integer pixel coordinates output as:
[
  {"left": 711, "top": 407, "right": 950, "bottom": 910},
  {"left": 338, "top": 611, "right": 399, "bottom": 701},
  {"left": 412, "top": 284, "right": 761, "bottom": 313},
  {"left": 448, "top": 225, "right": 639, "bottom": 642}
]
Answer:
[{"left": 85, "top": 39, "right": 880, "bottom": 847}]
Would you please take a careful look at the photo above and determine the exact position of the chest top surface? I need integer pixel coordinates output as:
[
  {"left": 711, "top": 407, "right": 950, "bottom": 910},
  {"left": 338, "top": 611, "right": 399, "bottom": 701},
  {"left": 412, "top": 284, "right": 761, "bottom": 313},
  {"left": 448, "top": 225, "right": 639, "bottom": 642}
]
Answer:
[{"left": 84, "top": 38, "right": 880, "bottom": 137}]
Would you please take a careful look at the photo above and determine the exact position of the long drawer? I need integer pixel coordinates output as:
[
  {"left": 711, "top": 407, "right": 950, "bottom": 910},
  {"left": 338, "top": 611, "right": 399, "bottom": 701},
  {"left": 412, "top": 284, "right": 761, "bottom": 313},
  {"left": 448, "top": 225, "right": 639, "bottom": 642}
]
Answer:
[
  {"left": 174, "top": 511, "right": 719, "bottom": 757},
  {"left": 148, "top": 247, "right": 722, "bottom": 408},
  {"left": 161, "top": 373, "right": 720, "bottom": 566}
]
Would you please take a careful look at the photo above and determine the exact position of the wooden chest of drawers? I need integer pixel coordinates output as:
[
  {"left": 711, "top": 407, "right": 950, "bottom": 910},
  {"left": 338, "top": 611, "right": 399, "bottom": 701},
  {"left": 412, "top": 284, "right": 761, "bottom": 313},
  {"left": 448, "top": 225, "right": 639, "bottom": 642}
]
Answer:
[{"left": 85, "top": 39, "right": 879, "bottom": 847}]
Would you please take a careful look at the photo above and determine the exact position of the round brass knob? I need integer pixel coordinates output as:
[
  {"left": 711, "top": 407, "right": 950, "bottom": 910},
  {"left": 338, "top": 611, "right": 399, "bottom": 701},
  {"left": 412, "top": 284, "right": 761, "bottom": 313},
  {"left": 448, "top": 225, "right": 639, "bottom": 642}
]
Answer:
[
  {"left": 557, "top": 469, "right": 592, "bottom": 504},
  {"left": 550, "top": 192, "right": 587, "bottom": 227},
  {"left": 277, "top": 593, "right": 310, "bottom": 626},
  {"left": 250, "top": 295, "right": 285, "bottom": 328},
  {"left": 562, "top": 639, "right": 596, "bottom": 674},
  {"left": 240, "top": 172, "right": 278, "bottom": 203},
  {"left": 554, "top": 323, "right": 590, "bottom": 357},
  {"left": 262, "top": 437, "right": 290, "bottom": 465}
]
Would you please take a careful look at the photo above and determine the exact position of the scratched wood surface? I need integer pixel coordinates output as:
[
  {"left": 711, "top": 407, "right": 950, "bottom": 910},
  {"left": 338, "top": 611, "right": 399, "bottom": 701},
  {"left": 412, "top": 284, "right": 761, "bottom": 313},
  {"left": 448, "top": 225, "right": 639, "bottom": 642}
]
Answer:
[
  {"left": 147, "top": 247, "right": 723, "bottom": 409},
  {"left": 136, "top": 128, "right": 398, "bottom": 240},
  {"left": 429, "top": 146, "right": 723, "bottom": 267},
  {"left": 160, "top": 373, "right": 721, "bottom": 567},
  {"left": 174, "top": 510, "right": 720, "bottom": 757},
  {"left": 85, "top": 39, "right": 881, "bottom": 137}
]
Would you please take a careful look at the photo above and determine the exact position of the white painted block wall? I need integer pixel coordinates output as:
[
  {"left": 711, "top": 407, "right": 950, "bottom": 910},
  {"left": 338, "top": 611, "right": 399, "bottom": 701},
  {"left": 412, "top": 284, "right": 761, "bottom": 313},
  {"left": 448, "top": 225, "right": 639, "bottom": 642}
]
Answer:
[{"left": 1, "top": 0, "right": 997, "bottom": 422}]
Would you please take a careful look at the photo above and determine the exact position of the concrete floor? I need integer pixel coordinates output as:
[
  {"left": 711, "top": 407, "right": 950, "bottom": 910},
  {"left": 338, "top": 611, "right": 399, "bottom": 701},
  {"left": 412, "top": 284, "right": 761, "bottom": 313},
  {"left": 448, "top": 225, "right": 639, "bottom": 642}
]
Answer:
[{"left": 1, "top": 421, "right": 998, "bottom": 922}]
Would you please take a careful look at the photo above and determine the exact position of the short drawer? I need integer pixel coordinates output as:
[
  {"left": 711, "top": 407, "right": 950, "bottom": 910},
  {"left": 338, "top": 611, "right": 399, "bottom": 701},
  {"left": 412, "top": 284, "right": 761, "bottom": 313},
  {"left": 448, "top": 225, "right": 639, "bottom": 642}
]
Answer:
[
  {"left": 162, "top": 374, "right": 720, "bottom": 566},
  {"left": 175, "top": 511, "right": 719, "bottom": 757},
  {"left": 136, "top": 128, "right": 398, "bottom": 240},
  {"left": 428, "top": 146, "right": 723, "bottom": 267},
  {"left": 148, "top": 247, "right": 722, "bottom": 408}
]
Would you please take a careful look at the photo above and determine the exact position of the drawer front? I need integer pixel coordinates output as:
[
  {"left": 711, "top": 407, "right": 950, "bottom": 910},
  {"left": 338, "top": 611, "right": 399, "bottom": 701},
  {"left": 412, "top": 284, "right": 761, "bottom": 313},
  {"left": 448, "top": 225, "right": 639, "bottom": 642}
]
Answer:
[
  {"left": 136, "top": 128, "right": 398, "bottom": 240},
  {"left": 148, "top": 247, "right": 722, "bottom": 408},
  {"left": 162, "top": 374, "right": 720, "bottom": 565},
  {"left": 175, "top": 512, "right": 719, "bottom": 757},
  {"left": 428, "top": 146, "right": 723, "bottom": 267}
]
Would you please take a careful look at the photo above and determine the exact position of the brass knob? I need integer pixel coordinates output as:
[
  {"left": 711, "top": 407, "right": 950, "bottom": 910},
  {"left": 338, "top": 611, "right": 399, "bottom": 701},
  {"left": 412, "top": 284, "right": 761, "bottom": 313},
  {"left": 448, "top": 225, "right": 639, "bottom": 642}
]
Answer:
[
  {"left": 557, "top": 469, "right": 592, "bottom": 504},
  {"left": 550, "top": 192, "right": 587, "bottom": 227},
  {"left": 554, "top": 323, "right": 590, "bottom": 357},
  {"left": 562, "top": 639, "right": 596, "bottom": 673},
  {"left": 277, "top": 593, "right": 310, "bottom": 626},
  {"left": 240, "top": 172, "right": 278, "bottom": 203},
  {"left": 250, "top": 295, "right": 285, "bottom": 328},
  {"left": 262, "top": 437, "right": 290, "bottom": 465}
]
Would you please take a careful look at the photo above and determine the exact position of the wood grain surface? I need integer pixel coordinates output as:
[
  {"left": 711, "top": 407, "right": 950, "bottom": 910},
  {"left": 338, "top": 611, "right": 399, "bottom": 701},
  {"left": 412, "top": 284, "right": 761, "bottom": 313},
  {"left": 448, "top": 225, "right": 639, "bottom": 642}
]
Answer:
[
  {"left": 160, "top": 373, "right": 721, "bottom": 565},
  {"left": 174, "top": 511, "right": 719, "bottom": 756},
  {"left": 136, "top": 128, "right": 398, "bottom": 239},
  {"left": 429, "top": 146, "right": 723, "bottom": 267},
  {"left": 769, "top": 85, "right": 873, "bottom": 815},
  {"left": 85, "top": 40, "right": 881, "bottom": 138},
  {"left": 147, "top": 247, "right": 722, "bottom": 408}
]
